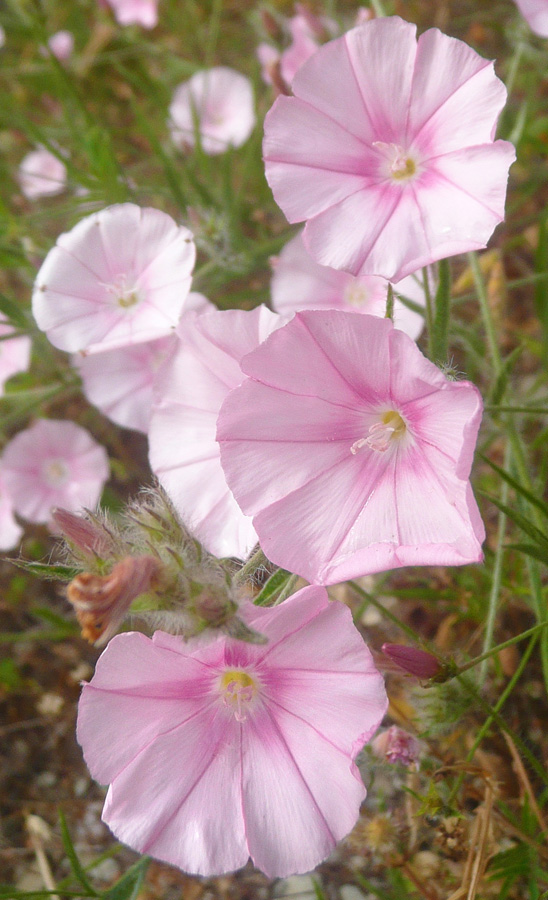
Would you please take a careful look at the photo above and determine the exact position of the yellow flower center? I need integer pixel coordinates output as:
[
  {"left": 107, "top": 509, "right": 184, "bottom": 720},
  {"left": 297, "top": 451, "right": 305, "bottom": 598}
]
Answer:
[
  {"left": 220, "top": 670, "right": 258, "bottom": 722},
  {"left": 373, "top": 142, "right": 418, "bottom": 183}
]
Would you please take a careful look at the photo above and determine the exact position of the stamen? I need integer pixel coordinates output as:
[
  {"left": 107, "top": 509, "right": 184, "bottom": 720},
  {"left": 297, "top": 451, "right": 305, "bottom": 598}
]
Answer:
[
  {"left": 220, "top": 670, "right": 257, "bottom": 722},
  {"left": 373, "top": 142, "right": 417, "bottom": 182},
  {"left": 101, "top": 275, "right": 141, "bottom": 309},
  {"left": 351, "top": 410, "right": 407, "bottom": 455}
]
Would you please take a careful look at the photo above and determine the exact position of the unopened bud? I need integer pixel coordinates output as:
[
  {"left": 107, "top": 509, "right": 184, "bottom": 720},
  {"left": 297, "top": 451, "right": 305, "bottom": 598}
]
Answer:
[
  {"left": 260, "top": 9, "right": 282, "bottom": 40},
  {"left": 381, "top": 643, "right": 443, "bottom": 680},
  {"left": 371, "top": 726, "right": 420, "bottom": 766},
  {"left": 51, "top": 508, "right": 114, "bottom": 559},
  {"left": 67, "top": 555, "right": 161, "bottom": 646}
]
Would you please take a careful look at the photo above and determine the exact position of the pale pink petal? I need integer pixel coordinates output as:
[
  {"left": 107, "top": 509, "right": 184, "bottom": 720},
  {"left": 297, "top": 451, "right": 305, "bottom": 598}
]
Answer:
[
  {"left": 77, "top": 632, "right": 212, "bottom": 781},
  {"left": 105, "top": 0, "right": 158, "bottom": 27},
  {"left": 18, "top": 148, "right": 66, "bottom": 200},
  {"left": 513, "top": 0, "right": 548, "bottom": 36},
  {"left": 1, "top": 419, "right": 109, "bottom": 524},
  {"left": 149, "top": 307, "right": 282, "bottom": 558},
  {"left": 218, "top": 310, "right": 485, "bottom": 584},
  {"left": 257, "top": 43, "right": 280, "bottom": 85},
  {"left": 73, "top": 335, "right": 177, "bottom": 433},
  {"left": 409, "top": 29, "right": 508, "bottom": 153},
  {"left": 280, "top": 15, "right": 319, "bottom": 85},
  {"left": 169, "top": 68, "right": 255, "bottom": 155},
  {"left": 0, "top": 319, "right": 32, "bottom": 392},
  {"left": 32, "top": 204, "right": 196, "bottom": 353},
  {"left": 48, "top": 30, "right": 74, "bottom": 60},
  {"left": 77, "top": 586, "right": 387, "bottom": 876},
  {"left": 0, "top": 478, "right": 23, "bottom": 551},
  {"left": 271, "top": 231, "right": 425, "bottom": 339},
  {"left": 241, "top": 704, "right": 364, "bottom": 877},
  {"left": 263, "top": 17, "right": 515, "bottom": 281}
]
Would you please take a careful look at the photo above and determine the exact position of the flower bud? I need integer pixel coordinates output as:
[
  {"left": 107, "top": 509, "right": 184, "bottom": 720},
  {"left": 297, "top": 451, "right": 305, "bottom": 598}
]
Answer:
[
  {"left": 381, "top": 643, "right": 443, "bottom": 680},
  {"left": 51, "top": 507, "right": 116, "bottom": 561},
  {"left": 67, "top": 555, "right": 161, "bottom": 646}
]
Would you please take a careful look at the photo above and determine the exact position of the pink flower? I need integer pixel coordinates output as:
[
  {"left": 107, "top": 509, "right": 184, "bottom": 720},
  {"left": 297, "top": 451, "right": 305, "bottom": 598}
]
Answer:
[
  {"left": 0, "top": 317, "right": 31, "bottom": 393},
  {"left": 149, "top": 306, "right": 282, "bottom": 559},
  {"left": 74, "top": 335, "right": 176, "bottom": 434},
  {"left": 218, "top": 310, "right": 485, "bottom": 585},
  {"left": 513, "top": 0, "right": 548, "bottom": 36},
  {"left": 1, "top": 419, "right": 109, "bottom": 525},
  {"left": 74, "top": 293, "right": 212, "bottom": 433},
  {"left": 77, "top": 585, "right": 387, "bottom": 877},
  {"left": 257, "top": 43, "right": 281, "bottom": 86},
  {"left": 271, "top": 230, "right": 426, "bottom": 340},
  {"left": 47, "top": 30, "right": 74, "bottom": 60},
  {"left": 18, "top": 148, "right": 67, "bottom": 200},
  {"left": 32, "top": 204, "right": 196, "bottom": 354},
  {"left": 280, "top": 14, "right": 321, "bottom": 85},
  {"left": 0, "top": 477, "right": 23, "bottom": 551},
  {"left": 263, "top": 17, "right": 516, "bottom": 282},
  {"left": 370, "top": 726, "right": 420, "bottom": 766},
  {"left": 103, "top": 0, "right": 159, "bottom": 28},
  {"left": 169, "top": 68, "right": 255, "bottom": 155}
]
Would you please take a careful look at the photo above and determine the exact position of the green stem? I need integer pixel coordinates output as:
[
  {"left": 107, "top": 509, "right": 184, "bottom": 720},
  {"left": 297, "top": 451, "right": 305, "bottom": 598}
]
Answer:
[
  {"left": 233, "top": 547, "right": 270, "bottom": 587},
  {"left": 370, "top": 0, "right": 388, "bottom": 16},
  {"left": 458, "top": 618, "right": 548, "bottom": 676},
  {"left": 205, "top": 0, "right": 223, "bottom": 67},
  {"left": 423, "top": 266, "right": 435, "bottom": 360},
  {"left": 385, "top": 283, "right": 394, "bottom": 321},
  {"left": 448, "top": 635, "right": 544, "bottom": 803},
  {"left": 470, "top": 250, "right": 548, "bottom": 689},
  {"left": 479, "top": 440, "right": 510, "bottom": 685},
  {"left": 349, "top": 581, "right": 429, "bottom": 647}
]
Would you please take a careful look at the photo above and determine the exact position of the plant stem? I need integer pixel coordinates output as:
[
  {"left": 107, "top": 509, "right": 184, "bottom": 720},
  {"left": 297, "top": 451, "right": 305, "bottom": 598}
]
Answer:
[{"left": 479, "top": 440, "right": 510, "bottom": 685}]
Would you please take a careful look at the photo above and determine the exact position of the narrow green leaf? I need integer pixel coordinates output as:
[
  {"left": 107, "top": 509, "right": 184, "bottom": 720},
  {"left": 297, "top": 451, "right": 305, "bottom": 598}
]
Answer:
[
  {"left": 59, "top": 809, "right": 99, "bottom": 895},
  {"left": 10, "top": 559, "right": 79, "bottom": 581},
  {"left": 506, "top": 543, "right": 548, "bottom": 565},
  {"left": 100, "top": 857, "right": 149, "bottom": 900},
  {"left": 0, "top": 293, "right": 29, "bottom": 328},
  {"left": 480, "top": 492, "right": 548, "bottom": 553},
  {"left": 480, "top": 454, "right": 548, "bottom": 521},
  {"left": 253, "top": 568, "right": 291, "bottom": 606},
  {"left": 489, "top": 344, "right": 524, "bottom": 406}
]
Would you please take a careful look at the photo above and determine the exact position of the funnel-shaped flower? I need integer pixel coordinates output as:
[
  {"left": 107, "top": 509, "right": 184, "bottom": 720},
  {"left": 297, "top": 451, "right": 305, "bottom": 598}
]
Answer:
[
  {"left": 33, "top": 204, "right": 196, "bottom": 354},
  {"left": 1, "top": 419, "right": 109, "bottom": 525},
  {"left": 77, "top": 585, "right": 387, "bottom": 877},
  {"left": 264, "top": 17, "right": 515, "bottom": 282},
  {"left": 271, "top": 230, "right": 426, "bottom": 340},
  {"left": 218, "top": 310, "right": 485, "bottom": 585},
  {"left": 149, "top": 306, "right": 282, "bottom": 559},
  {"left": 18, "top": 148, "right": 67, "bottom": 200},
  {"left": 169, "top": 68, "right": 255, "bottom": 155},
  {"left": 513, "top": 0, "right": 548, "bottom": 36}
]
